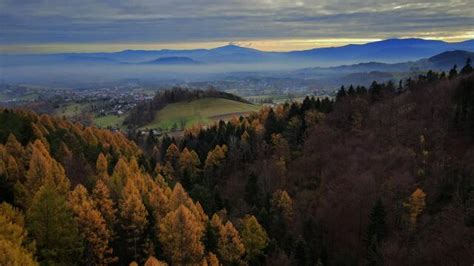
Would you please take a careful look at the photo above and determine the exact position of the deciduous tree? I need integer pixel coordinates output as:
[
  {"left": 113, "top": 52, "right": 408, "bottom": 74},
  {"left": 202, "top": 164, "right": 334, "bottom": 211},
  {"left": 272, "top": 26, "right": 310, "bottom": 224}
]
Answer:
[
  {"left": 69, "top": 184, "right": 115, "bottom": 265},
  {"left": 119, "top": 179, "right": 149, "bottom": 263},
  {"left": 159, "top": 205, "right": 205, "bottom": 265}
]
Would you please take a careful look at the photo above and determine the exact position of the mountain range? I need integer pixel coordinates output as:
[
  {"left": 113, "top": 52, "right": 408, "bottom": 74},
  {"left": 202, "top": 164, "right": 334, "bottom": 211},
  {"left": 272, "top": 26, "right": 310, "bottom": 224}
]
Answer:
[{"left": 2, "top": 38, "right": 473, "bottom": 67}]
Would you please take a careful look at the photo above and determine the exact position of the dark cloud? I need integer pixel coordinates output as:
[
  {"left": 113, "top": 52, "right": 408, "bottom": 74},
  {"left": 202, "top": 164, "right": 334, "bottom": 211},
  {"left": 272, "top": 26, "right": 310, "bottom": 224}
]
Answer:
[{"left": 0, "top": 0, "right": 472, "bottom": 45}]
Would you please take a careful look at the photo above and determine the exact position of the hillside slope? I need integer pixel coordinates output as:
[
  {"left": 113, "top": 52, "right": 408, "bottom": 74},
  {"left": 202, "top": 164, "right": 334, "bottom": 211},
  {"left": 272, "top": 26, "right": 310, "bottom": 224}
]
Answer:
[{"left": 142, "top": 98, "right": 260, "bottom": 130}]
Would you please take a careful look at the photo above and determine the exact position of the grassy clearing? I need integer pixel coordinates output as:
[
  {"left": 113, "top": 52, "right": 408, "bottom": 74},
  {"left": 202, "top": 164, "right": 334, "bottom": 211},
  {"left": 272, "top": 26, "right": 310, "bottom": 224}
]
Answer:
[
  {"left": 143, "top": 98, "right": 260, "bottom": 130},
  {"left": 93, "top": 114, "right": 126, "bottom": 129},
  {"left": 54, "top": 103, "right": 89, "bottom": 117}
]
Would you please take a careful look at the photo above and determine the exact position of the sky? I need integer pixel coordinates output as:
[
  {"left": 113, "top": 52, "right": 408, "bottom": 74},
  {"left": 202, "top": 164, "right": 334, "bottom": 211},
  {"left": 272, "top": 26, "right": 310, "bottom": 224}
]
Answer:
[{"left": 0, "top": 0, "right": 473, "bottom": 53}]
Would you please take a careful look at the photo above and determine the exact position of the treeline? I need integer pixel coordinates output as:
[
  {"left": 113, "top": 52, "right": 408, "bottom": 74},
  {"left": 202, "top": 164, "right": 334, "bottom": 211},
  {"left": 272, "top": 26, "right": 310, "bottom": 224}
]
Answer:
[
  {"left": 124, "top": 87, "right": 251, "bottom": 127},
  {"left": 0, "top": 109, "right": 270, "bottom": 265},
  {"left": 1, "top": 59, "right": 473, "bottom": 265},
  {"left": 135, "top": 60, "right": 474, "bottom": 265}
]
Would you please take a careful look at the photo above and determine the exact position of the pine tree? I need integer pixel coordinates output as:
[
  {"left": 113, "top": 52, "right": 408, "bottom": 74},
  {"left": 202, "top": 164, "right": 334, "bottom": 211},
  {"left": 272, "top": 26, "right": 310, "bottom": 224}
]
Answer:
[
  {"left": 204, "top": 145, "right": 227, "bottom": 178},
  {"left": 271, "top": 189, "right": 293, "bottom": 222},
  {"left": 216, "top": 220, "right": 245, "bottom": 264},
  {"left": 119, "top": 179, "right": 149, "bottom": 263},
  {"left": 404, "top": 188, "right": 426, "bottom": 231},
  {"left": 92, "top": 179, "right": 117, "bottom": 233},
  {"left": 96, "top": 153, "right": 109, "bottom": 181},
  {"left": 25, "top": 140, "right": 70, "bottom": 202},
  {"left": 239, "top": 215, "right": 268, "bottom": 261},
  {"left": 168, "top": 183, "right": 207, "bottom": 228},
  {"left": 69, "top": 184, "right": 116, "bottom": 265},
  {"left": 245, "top": 174, "right": 262, "bottom": 208},
  {"left": 159, "top": 204, "right": 205, "bottom": 265},
  {"left": 460, "top": 58, "right": 473, "bottom": 75},
  {"left": 0, "top": 238, "right": 37, "bottom": 266},
  {"left": 366, "top": 199, "right": 387, "bottom": 243},
  {"left": 165, "top": 143, "right": 180, "bottom": 169},
  {"left": 449, "top": 64, "right": 458, "bottom": 79},
  {"left": 366, "top": 199, "right": 387, "bottom": 266},
  {"left": 111, "top": 157, "right": 132, "bottom": 197},
  {"left": 5, "top": 134, "right": 24, "bottom": 160},
  {"left": 142, "top": 175, "right": 169, "bottom": 222},
  {"left": 26, "top": 183, "right": 83, "bottom": 264},
  {"left": 0, "top": 202, "right": 35, "bottom": 264},
  {"left": 179, "top": 148, "right": 201, "bottom": 185}
]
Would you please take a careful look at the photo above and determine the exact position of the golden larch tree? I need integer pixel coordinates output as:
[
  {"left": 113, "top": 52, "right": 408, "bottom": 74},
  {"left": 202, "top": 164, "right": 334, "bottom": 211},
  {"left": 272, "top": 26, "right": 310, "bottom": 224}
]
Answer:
[
  {"left": 111, "top": 157, "right": 132, "bottom": 197},
  {"left": 404, "top": 188, "right": 426, "bottom": 230},
  {"left": 216, "top": 220, "right": 245, "bottom": 264},
  {"left": 159, "top": 204, "right": 205, "bottom": 265},
  {"left": 69, "top": 184, "right": 116, "bottom": 265},
  {"left": 96, "top": 153, "right": 109, "bottom": 181},
  {"left": 119, "top": 179, "right": 149, "bottom": 263},
  {"left": 92, "top": 179, "right": 117, "bottom": 232}
]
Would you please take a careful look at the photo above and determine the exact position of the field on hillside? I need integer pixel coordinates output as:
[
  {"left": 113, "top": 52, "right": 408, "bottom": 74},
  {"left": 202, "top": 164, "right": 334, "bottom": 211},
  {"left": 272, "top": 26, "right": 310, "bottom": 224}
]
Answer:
[
  {"left": 142, "top": 98, "right": 261, "bottom": 130},
  {"left": 54, "top": 103, "right": 90, "bottom": 117},
  {"left": 93, "top": 114, "right": 126, "bottom": 129}
]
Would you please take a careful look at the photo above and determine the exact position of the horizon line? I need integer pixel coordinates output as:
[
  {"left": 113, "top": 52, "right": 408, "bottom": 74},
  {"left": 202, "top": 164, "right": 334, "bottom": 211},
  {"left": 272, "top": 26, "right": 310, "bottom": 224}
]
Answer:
[{"left": 1, "top": 37, "right": 473, "bottom": 55}]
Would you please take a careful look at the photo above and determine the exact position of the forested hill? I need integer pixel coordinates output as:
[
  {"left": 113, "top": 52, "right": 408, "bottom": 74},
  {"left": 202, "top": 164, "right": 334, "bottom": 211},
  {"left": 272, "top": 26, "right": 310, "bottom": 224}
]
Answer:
[
  {"left": 124, "top": 87, "right": 251, "bottom": 127},
  {"left": 0, "top": 59, "right": 473, "bottom": 265}
]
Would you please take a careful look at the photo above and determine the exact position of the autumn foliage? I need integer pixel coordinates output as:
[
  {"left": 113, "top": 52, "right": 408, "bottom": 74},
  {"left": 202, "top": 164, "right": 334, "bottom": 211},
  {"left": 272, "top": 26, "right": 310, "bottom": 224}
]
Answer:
[{"left": 0, "top": 67, "right": 473, "bottom": 265}]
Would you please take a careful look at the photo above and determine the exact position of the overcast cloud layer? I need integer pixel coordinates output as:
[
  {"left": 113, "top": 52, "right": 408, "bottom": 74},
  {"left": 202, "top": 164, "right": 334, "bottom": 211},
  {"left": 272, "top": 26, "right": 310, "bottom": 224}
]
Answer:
[{"left": 1, "top": 0, "right": 473, "bottom": 51}]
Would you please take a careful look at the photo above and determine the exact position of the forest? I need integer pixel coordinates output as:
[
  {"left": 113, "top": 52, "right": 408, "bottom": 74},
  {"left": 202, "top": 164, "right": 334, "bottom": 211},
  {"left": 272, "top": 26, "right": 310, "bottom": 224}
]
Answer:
[{"left": 0, "top": 59, "right": 473, "bottom": 265}]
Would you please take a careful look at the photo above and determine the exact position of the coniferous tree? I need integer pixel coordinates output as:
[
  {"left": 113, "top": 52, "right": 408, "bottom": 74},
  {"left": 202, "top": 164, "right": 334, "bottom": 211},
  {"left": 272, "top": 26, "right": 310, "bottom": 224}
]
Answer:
[
  {"left": 404, "top": 188, "right": 426, "bottom": 231},
  {"left": 119, "top": 179, "right": 149, "bottom": 263},
  {"left": 27, "top": 183, "right": 83, "bottom": 264},
  {"left": 0, "top": 202, "right": 36, "bottom": 266},
  {"left": 111, "top": 157, "right": 132, "bottom": 197},
  {"left": 216, "top": 220, "right": 245, "bottom": 264},
  {"left": 159, "top": 204, "right": 205, "bottom": 265},
  {"left": 449, "top": 64, "right": 458, "bottom": 79},
  {"left": 92, "top": 179, "right": 117, "bottom": 233},
  {"left": 24, "top": 140, "right": 70, "bottom": 204},
  {"left": 96, "top": 153, "right": 109, "bottom": 181},
  {"left": 239, "top": 215, "right": 268, "bottom": 262},
  {"left": 460, "top": 58, "right": 473, "bottom": 75},
  {"left": 69, "top": 184, "right": 116, "bottom": 265},
  {"left": 366, "top": 199, "right": 387, "bottom": 244},
  {"left": 366, "top": 199, "right": 387, "bottom": 266}
]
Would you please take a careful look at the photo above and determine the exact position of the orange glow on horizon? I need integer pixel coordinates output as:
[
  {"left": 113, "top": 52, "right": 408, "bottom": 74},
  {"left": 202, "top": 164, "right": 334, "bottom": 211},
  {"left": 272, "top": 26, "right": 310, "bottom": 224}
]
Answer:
[{"left": 1, "top": 35, "right": 473, "bottom": 54}]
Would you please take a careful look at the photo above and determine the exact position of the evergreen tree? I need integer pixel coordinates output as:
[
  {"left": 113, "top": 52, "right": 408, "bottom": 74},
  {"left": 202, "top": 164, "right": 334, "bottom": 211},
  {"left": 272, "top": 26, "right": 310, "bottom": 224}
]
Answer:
[
  {"left": 336, "top": 85, "right": 347, "bottom": 102},
  {"left": 239, "top": 215, "right": 268, "bottom": 262},
  {"left": 366, "top": 199, "right": 387, "bottom": 265},
  {"left": 245, "top": 174, "right": 262, "bottom": 208},
  {"left": 460, "top": 58, "right": 473, "bottom": 75},
  {"left": 27, "top": 183, "right": 83, "bottom": 264},
  {"left": 449, "top": 64, "right": 458, "bottom": 79},
  {"left": 366, "top": 199, "right": 387, "bottom": 244}
]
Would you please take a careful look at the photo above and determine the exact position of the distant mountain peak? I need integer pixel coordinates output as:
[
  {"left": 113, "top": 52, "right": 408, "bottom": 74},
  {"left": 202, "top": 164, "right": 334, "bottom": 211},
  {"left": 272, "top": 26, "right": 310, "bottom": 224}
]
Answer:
[{"left": 211, "top": 44, "right": 258, "bottom": 53}]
